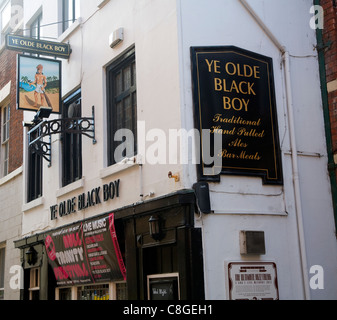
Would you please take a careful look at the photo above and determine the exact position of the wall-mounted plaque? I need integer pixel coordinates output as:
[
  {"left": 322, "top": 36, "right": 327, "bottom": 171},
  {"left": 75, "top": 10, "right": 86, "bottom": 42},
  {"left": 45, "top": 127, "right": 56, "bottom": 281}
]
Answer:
[
  {"left": 191, "top": 46, "right": 283, "bottom": 185},
  {"left": 228, "top": 262, "right": 279, "bottom": 300},
  {"left": 147, "top": 273, "right": 180, "bottom": 300}
]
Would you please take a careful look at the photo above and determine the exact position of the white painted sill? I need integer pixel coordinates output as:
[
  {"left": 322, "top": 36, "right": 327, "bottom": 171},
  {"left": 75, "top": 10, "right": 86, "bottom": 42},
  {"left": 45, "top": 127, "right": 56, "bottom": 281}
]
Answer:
[{"left": 100, "top": 156, "right": 139, "bottom": 179}]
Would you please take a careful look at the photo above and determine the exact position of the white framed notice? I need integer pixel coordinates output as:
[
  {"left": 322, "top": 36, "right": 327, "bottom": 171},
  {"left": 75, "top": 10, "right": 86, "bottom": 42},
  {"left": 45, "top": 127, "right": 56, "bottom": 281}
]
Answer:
[{"left": 227, "top": 262, "right": 279, "bottom": 300}]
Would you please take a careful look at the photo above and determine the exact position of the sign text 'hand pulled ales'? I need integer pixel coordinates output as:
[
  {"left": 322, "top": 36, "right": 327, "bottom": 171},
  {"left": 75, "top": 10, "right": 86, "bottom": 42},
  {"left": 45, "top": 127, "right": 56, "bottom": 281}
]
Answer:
[{"left": 191, "top": 46, "right": 283, "bottom": 185}]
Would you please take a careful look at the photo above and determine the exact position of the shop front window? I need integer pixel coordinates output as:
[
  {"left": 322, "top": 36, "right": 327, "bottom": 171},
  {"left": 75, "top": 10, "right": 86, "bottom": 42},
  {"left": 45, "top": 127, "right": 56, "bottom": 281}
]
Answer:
[
  {"left": 77, "top": 284, "right": 109, "bottom": 300},
  {"left": 59, "top": 288, "right": 72, "bottom": 300},
  {"left": 56, "top": 282, "right": 127, "bottom": 300}
]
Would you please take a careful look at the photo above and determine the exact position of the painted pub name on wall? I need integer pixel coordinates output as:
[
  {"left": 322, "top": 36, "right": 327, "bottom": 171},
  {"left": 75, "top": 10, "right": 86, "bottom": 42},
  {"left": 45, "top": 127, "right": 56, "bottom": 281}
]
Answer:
[{"left": 50, "top": 180, "right": 120, "bottom": 220}]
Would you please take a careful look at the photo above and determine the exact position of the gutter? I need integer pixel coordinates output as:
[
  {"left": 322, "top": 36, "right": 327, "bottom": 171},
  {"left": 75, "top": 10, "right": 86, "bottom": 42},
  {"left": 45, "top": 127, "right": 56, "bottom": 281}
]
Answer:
[{"left": 314, "top": 0, "right": 337, "bottom": 235}]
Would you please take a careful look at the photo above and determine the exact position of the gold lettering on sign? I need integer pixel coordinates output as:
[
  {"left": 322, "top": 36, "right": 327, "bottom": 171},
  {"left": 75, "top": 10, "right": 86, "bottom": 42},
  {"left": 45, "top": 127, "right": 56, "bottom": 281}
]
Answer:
[{"left": 205, "top": 59, "right": 261, "bottom": 112}]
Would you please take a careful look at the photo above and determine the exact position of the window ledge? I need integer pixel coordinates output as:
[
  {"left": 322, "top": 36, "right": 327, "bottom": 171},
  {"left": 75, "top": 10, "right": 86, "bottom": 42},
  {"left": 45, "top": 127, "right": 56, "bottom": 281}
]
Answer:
[
  {"left": 100, "top": 156, "right": 138, "bottom": 179},
  {"left": 0, "top": 81, "right": 11, "bottom": 104},
  {"left": 56, "top": 178, "right": 85, "bottom": 198},
  {"left": 23, "top": 197, "right": 44, "bottom": 213},
  {"left": 58, "top": 17, "right": 82, "bottom": 43},
  {"left": 0, "top": 166, "right": 23, "bottom": 186}
]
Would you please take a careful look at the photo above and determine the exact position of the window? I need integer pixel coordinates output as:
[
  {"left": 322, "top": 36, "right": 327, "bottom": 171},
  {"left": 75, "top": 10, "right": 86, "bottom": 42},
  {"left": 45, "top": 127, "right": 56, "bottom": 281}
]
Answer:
[
  {"left": 106, "top": 48, "right": 137, "bottom": 165},
  {"left": 62, "top": 0, "right": 80, "bottom": 33},
  {"left": 59, "top": 287, "right": 72, "bottom": 300},
  {"left": 115, "top": 282, "right": 128, "bottom": 300},
  {"left": 29, "top": 268, "right": 40, "bottom": 300},
  {"left": 77, "top": 284, "right": 109, "bottom": 300},
  {"left": 1, "top": 105, "right": 10, "bottom": 177},
  {"left": 27, "top": 129, "right": 43, "bottom": 202},
  {"left": 0, "top": 246, "right": 5, "bottom": 300},
  {"left": 0, "top": 1, "right": 10, "bottom": 45},
  {"left": 30, "top": 13, "right": 42, "bottom": 39},
  {"left": 62, "top": 89, "right": 82, "bottom": 187}
]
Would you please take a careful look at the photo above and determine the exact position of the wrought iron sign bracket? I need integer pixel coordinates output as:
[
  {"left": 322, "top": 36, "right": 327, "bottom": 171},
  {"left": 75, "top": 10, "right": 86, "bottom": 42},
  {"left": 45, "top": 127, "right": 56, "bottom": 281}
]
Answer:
[{"left": 28, "top": 106, "right": 96, "bottom": 167}]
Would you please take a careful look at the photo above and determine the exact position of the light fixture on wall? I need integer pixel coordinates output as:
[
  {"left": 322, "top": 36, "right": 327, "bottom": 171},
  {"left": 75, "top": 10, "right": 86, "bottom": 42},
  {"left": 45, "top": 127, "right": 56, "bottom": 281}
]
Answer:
[
  {"left": 34, "top": 106, "right": 53, "bottom": 121},
  {"left": 148, "top": 215, "right": 162, "bottom": 241},
  {"left": 26, "top": 246, "right": 37, "bottom": 266},
  {"left": 109, "top": 27, "right": 124, "bottom": 48}
]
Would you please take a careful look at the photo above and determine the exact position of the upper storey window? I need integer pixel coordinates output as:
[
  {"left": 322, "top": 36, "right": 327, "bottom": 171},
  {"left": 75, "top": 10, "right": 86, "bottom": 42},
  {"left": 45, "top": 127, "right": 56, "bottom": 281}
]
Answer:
[{"left": 62, "top": 0, "right": 80, "bottom": 33}]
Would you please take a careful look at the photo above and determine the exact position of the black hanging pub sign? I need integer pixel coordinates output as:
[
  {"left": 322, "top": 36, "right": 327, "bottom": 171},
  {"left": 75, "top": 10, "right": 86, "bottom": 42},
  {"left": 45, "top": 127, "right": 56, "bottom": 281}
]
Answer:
[
  {"left": 6, "top": 34, "right": 71, "bottom": 59},
  {"left": 191, "top": 46, "right": 283, "bottom": 185}
]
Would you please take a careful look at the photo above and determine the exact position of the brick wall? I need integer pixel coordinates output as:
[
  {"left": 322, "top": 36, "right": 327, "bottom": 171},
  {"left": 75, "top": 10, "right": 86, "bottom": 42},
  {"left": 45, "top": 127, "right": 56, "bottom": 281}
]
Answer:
[{"left": 0, "top": 48, "right": 23, "bottom": 173}]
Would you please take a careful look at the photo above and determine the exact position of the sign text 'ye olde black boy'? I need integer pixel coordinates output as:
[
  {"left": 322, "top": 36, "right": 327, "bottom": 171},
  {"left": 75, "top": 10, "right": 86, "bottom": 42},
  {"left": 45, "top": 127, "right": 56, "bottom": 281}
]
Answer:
[{"left": 191, "top": 46, "right": 283, "bottom": 185}]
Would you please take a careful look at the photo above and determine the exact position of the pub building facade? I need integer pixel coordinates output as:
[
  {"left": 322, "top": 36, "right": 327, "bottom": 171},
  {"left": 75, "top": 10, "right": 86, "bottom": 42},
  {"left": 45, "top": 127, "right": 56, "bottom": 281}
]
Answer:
[{"left": 12, "top": 0, "right": 337, "bottom": 300}]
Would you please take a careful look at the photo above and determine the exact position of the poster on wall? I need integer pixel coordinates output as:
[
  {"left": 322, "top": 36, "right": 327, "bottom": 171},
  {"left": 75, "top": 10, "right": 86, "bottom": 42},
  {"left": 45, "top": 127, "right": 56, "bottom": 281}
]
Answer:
[
  {"left": 17, "top": 54, "right": 62, "bottom": 114},
  {"left": 44, "top": 213, "right": 126, "bottom": 287},
  {"left": 190, "top": 46, "right": 283, "bottom": 185},
  {"left": 227, "top": 262, "right": 279, "bottom": 300}
]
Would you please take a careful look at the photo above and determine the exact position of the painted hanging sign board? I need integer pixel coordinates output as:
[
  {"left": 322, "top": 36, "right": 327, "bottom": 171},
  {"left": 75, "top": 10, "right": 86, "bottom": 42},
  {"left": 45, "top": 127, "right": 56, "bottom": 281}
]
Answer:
[
  {"left": 191, "top": 46, "right": 283, "bottom": 185},
  {"left": 6, "top": 35, "right": 71, "bottom": 59}
]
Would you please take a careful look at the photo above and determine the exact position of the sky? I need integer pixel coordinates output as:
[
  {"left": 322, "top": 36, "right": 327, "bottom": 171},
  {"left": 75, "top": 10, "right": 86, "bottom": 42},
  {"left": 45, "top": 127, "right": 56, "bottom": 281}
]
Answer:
[{"left": 19, "top": 56, "right": 60, "bottom": 81}]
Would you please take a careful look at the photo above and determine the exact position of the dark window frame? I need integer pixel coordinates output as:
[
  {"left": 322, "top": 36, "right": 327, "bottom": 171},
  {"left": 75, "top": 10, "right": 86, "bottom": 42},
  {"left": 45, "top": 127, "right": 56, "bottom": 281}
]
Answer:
[
  {"left": 62, "top": 0, "right": 79, "bottom": 33},
  {"left": 27, "top": 130, "right": 43, "bottom": 203},
  {"left": 62, "top": 88, "right": 82, "bottom": 187},
  {"left": 30, "top": 13, "right": 42, "bottom": 39},
  {"left": 106, "top": 47, "right": 137, "bottom": 166}
]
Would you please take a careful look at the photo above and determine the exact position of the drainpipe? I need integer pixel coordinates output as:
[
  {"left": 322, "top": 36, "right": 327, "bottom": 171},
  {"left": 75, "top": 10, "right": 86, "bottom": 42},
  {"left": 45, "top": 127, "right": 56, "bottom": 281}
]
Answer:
[
  {"left": 238, "top": 0, "right": 311, "bottom": 300},
  {"left": 315, "top": 0, "right": 337, "bottom": 235}
]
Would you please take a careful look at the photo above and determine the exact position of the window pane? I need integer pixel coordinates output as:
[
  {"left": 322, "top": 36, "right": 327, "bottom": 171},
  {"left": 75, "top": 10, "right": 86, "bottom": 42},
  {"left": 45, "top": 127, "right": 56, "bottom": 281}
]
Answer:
[
  {"left": 63, "top": 0, "right": 80, "bottom": 32},
  {"left": 4, "top": 143, "right": 8, "bottom": 176},
  {"left": 62, "top": 90, "right": 82, "bottom": 186},
  {"left": 123, "top": 66, "right": 131, "bottom": 91},
  {"left": 30, "top": 15, "right": 41, "bottom": 39},
  {"left": 132, "top": 62, "right": 136, "bottom": 87},
  {"left": 116, "top": 283, "right": 127, "bottom": 300},
  {"left": 0, "top": 248, "right": 5, "bottom": 289},
  {"left": 107, "top": 49, "right": 137, "bottom": 166},
  {"left": 28, "top": 129, "right": 43, "bottom": 202},
  {"left": 115, "top": 72, "right": 122, "bottom": 96},
  {"left": 78, "top": 284, "right": 109, "bottom": 300},
  {"left": 2, "top": 106, "right": 8, "bottom": 141},
  {"left": 75, "top": 0, "right": 80, "bottom": 20},
  {"left": 68, "top": 0, "right": 74, "bottom": 22},
  {"left": 59, "top": 288, "right": 72, "bottom": 300}
]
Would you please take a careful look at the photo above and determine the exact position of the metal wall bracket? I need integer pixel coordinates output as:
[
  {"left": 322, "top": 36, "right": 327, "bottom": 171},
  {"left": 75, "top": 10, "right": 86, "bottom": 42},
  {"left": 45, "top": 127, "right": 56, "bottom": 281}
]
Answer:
[{"left": 28, "top": 106, "right": 96, "bottom": 166}]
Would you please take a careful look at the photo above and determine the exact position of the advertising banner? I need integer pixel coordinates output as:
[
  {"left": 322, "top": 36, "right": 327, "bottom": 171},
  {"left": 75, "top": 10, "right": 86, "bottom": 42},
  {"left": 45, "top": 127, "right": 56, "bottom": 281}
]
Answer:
[
  {"left": 45, "top": 213, "right": 126, "bottom": 287},
  {"left": 17, "top": 54, "right": 62, "bottom": 113}
]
